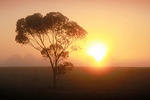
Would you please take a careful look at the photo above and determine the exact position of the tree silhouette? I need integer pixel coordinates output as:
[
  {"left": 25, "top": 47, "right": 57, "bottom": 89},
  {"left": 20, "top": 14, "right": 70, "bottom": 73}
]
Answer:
[{"left": 15, "top": 12, "right": 87, "bottom": 89}]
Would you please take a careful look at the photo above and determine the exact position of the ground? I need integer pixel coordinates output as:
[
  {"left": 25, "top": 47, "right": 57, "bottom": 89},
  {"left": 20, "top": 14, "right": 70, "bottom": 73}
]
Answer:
[{"left": 0, "top": 67, "right": 150, "bottom": 100}]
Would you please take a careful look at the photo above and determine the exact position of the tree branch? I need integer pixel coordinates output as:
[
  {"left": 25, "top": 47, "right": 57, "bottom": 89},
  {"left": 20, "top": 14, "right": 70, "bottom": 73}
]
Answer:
[
  {"left": 46, "top": 33, "right": 52, "bottom": 44},
  {"left": 30, "top": 34, "right": 44, "bottom": 48},
  {"left": 28, "top": 41, "right": 41, "bottom": 51},
  {"left": 37, "top": 34, "right": 55, "bottom": 70}
]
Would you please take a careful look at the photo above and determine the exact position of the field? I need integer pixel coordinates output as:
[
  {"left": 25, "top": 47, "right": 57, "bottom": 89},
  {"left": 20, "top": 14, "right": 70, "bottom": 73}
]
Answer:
[{"left": 0, "top": 67, "right": 150, "bottom": 100}]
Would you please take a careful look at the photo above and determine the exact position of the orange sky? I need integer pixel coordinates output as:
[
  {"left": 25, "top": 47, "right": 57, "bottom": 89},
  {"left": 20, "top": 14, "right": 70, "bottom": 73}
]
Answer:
[{"left": 0, "top": 0, "right": 150, "bottom": 67}]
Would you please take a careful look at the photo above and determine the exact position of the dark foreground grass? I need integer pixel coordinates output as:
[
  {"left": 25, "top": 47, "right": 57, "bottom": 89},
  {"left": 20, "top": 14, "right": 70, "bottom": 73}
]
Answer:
[{"left": 0, "top": 67, "right": 150, "bottom": 100}]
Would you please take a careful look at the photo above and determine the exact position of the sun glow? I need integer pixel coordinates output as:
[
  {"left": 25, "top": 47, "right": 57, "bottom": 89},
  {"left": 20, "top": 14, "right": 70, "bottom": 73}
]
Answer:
[{"left": 87, "top": 43, "right": 107, "bottom": 62}]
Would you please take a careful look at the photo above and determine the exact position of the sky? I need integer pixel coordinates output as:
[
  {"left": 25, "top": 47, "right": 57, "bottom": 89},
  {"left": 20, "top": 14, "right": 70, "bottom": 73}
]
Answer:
[{"left": 0, "top": 0, "right": 150, "bottom": 67}]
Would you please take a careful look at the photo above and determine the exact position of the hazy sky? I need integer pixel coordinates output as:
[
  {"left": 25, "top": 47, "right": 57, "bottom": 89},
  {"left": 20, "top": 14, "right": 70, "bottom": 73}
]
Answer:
[{"left": 0, "top": 0, "right": 150, "bottom": 67}]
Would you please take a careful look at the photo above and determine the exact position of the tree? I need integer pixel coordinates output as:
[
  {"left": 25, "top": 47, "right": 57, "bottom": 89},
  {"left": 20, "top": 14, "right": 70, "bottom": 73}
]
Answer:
[{"left": 15, "top": 12, "right": 87, "bottom": 89}]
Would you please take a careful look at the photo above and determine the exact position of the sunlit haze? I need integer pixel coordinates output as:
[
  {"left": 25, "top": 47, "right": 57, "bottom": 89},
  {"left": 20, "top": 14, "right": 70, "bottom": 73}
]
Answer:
[{"left": 0, "top": 0, "right": 150, "bottom": 67}]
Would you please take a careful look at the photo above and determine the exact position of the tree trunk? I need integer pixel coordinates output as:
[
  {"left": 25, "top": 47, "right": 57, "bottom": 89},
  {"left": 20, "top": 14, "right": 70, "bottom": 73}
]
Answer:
[{"left": 53, "top": 69, "right": 56, "bottom": 89}]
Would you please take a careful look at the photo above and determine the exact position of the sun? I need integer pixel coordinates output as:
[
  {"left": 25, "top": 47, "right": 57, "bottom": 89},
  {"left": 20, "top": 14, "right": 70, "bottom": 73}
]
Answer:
[{"left": 87, "top": 43, "right": 107, "bottom": 62}]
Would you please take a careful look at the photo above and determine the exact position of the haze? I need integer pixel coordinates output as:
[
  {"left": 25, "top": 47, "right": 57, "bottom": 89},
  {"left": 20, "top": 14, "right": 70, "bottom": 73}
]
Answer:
[{"left": 0, "top": 0, "right": 150, "bottom": 67}]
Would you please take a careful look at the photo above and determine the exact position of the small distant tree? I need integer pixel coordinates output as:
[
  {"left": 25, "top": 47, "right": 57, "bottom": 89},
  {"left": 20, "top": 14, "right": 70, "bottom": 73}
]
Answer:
[{"left": 15, "top": 12, "right": 87, "bottom": 89}]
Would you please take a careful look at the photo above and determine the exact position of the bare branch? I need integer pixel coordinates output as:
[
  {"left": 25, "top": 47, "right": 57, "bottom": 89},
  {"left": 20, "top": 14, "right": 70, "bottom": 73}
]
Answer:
[
  {"left": 37, "top": 34, "right": 55, "bottom": 70},
  {"left": 42, "top": 34, "right": 44, "bottom": 44},
  {"left": 28, "top": 41, "right": 41, "bottom": 51},
  {"left": 46, "top": 33, "right": 52, "bottom": 44},
  {"left": 30, "top": 34, "right": 44, "bottom": 48}
]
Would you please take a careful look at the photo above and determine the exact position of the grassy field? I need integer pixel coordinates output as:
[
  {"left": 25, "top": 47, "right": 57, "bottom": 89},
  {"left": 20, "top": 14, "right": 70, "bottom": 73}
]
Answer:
[{"left": 0, "top": 67, "right": 150, "bottom": 100}]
